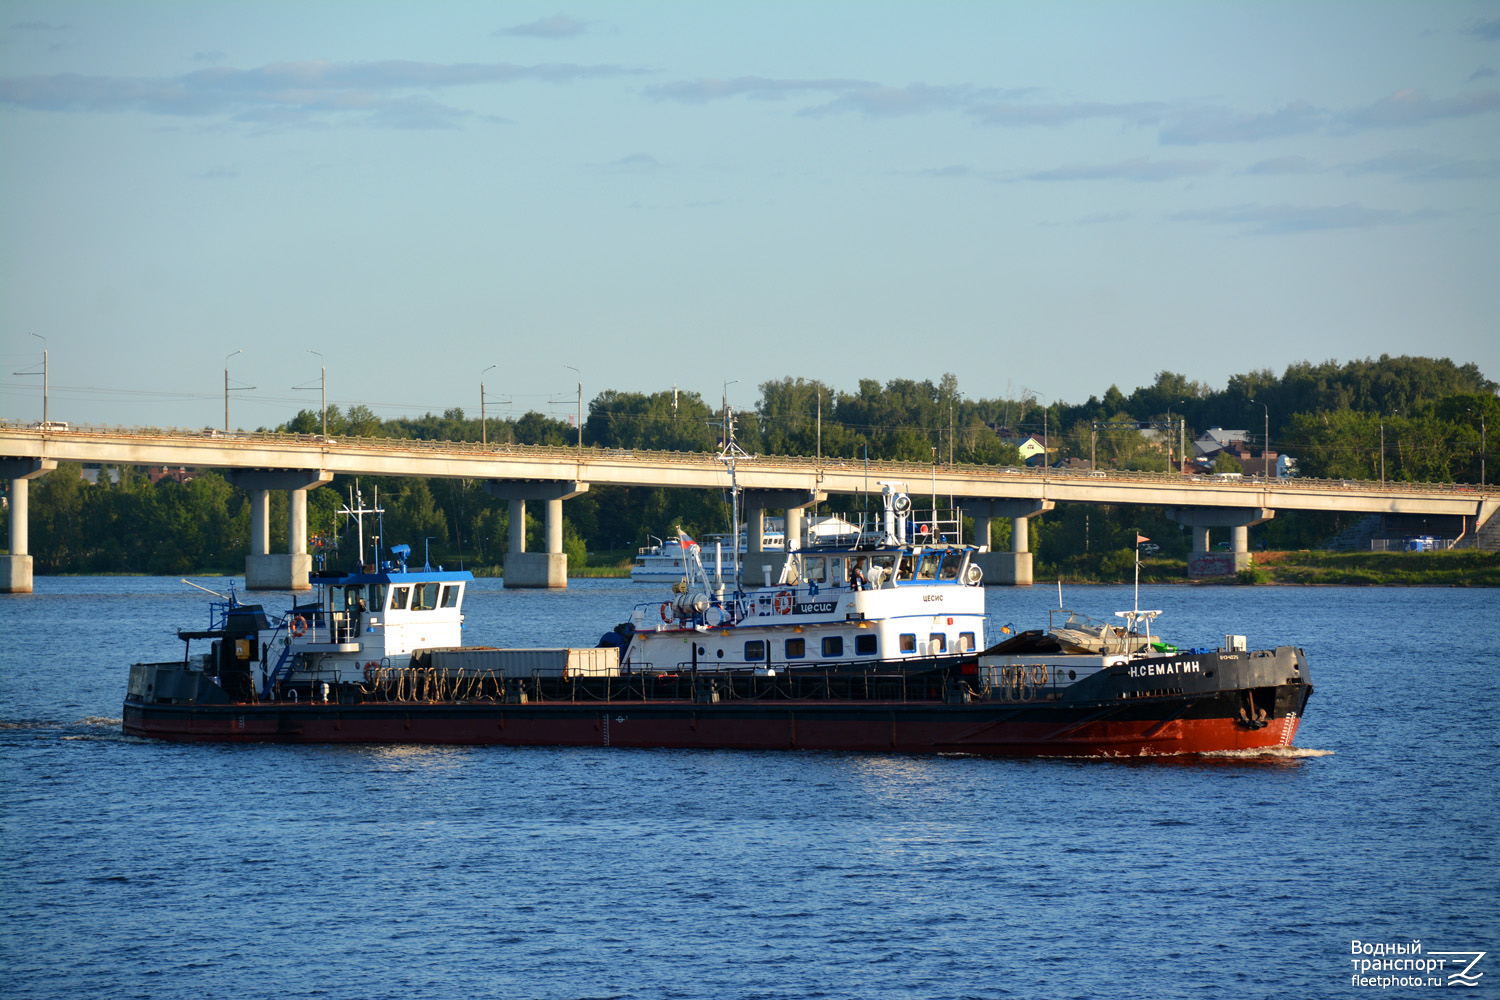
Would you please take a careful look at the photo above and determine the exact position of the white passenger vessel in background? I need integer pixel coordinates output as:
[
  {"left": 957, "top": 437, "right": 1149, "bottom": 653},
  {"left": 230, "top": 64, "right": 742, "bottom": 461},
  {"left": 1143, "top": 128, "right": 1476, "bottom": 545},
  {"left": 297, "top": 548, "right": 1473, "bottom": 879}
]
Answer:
[
  {"left": 632, "top": 516, "right": 863, "bottom": 583},
  {"left": 630, "top": 532, "right": 699, "bottom": 583}
]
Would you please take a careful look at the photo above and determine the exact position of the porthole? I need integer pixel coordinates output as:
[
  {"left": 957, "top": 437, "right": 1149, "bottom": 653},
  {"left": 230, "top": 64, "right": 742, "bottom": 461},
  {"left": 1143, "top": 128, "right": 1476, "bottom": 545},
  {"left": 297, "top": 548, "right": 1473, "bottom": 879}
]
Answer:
[
  {"left": 716, "top": 649, "right": 724, "bottom": 658},
  {"left": 1068, "top": 669, "right": 1076, "bottom": 680}
]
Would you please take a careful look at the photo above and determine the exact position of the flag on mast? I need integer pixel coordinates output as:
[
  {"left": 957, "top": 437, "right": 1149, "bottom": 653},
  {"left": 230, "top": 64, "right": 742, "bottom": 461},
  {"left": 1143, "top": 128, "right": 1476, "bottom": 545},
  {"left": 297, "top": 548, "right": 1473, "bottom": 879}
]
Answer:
[{"left": 1136, "top": 534, "right": 1150, "bottom": 545}]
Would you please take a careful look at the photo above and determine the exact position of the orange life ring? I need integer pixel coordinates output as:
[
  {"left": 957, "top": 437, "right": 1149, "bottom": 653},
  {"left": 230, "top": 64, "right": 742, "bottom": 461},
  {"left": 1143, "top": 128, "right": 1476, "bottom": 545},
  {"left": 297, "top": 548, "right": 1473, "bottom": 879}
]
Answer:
[
  {"left": 660, "top": 602, "right": 673, "bottom": 622},
  {"left": 363, "top": 661, "right": 377, "bottom": 682},
  {"left": 774, "top": 591, "right": 793, "bottom": 615},
  {"left": 290, "top": 615, "right": 308, "bottom": 637}
]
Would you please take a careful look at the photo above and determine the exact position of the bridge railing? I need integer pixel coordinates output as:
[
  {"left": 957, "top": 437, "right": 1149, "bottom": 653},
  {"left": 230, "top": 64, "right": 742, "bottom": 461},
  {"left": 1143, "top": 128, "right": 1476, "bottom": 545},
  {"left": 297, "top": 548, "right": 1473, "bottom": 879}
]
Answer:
[{"left": 1, "top": 418, "right": 1493, "bottom": 499}]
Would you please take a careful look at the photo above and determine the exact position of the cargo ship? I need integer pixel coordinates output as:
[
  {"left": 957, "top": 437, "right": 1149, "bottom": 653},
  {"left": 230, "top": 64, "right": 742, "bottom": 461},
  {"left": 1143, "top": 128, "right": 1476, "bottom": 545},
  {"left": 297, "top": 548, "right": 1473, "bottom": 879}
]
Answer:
[{"left": 123, "top": 483, "right": 1312, "bottom": 756}]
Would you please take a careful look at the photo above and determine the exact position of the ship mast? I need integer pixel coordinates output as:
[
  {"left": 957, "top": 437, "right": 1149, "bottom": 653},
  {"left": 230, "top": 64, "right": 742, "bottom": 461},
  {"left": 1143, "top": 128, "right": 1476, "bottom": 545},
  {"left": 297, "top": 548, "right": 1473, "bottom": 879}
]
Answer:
[
  {"left": 717, "top": 404, "right": 749, "bottom": 594},
  {"left": 339, "top": 481, "right": 385, "bottom": 570}
]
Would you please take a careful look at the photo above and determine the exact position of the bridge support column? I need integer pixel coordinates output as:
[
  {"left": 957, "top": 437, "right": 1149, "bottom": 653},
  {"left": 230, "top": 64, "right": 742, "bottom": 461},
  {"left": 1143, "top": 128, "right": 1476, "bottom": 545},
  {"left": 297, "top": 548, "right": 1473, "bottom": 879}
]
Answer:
[
  {"left": 225, "top": 470, "right": 332, "bottom": 590},
  {"left": 746, "top": 506, "right": 766, "bottom": 557},
  {"left": 1, "top": 459, "right": 57, "bottom": 594},
  {"left": 484, "top": 481, "right": 589, "bottom": 588},
  {"left": 964, "top": 500, "right": 1053, "bottom": 586},
  {"left": 1166, "top": 507, "right": 1274, "bottom": 577},
  {"left": 785, "top": 507, "right": 804, "bottom": 551},
  {"left": 741, "top": 490, "right": 825, "bottom": 586},
  {"left": 508, "top": 500, "right": 526, "bottom": 554},
  {"left": 249, "top": 488, "right": 270, "bottom": 557}
]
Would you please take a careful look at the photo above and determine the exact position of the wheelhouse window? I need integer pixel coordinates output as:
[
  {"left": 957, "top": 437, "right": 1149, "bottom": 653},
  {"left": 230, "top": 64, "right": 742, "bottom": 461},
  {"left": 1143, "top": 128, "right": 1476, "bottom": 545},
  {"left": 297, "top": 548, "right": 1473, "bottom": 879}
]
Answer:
[
  {"left": 389, "top": 586, "right": 410, "bottom": 611},
  {"left": 899, "top": 633, "right": 916, "bottom": 653},
  {"left": 412, "top": 583, "right": 437, "bottom": 611},
  {"left": 916, "top": 553, "right": 941, "bottom": 580},
  {"left": 367, "top": 585, "right": 387, "bottom": 613},
  {"left": 440, "top": 585, "right": 461, "bottom": 609},
  {"left": 333, "top": 586, "right": 364, "bottom": 613},
  {"left": 745, "top": 640, "right": 766, "bottom": 661},
  {"left": 855, "top": 634, "right": 878, "bottom": 656},
  {"left": 802, "top": 556, "right": 827, "bottom": 583},
  {"left": 785, "top": 638, "right": 806, "bottom": 659},
  {"left": 938, "top": 554, "right": 962, "bottom": 581},
  {"left": 929, "top": 633, "right": 948, "bottom": 653},
  {"left": 896, "top": 556, "right": 916, "bottom": 582},
  {"left": 822, "top": 636, "right": 843, "bottom": 657}
]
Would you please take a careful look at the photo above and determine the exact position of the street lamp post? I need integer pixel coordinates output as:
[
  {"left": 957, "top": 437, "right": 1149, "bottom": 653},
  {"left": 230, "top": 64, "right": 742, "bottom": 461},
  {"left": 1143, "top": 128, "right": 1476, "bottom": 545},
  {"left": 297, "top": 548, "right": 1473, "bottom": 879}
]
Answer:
[
  {"left": 1024, "top": 387, "right": 1048, "bottom": 467},
  {"left": 225, "top": 350, "right": 240, "bottom": 433},
  {"left": 564, "top": 365, "right": 582, "bottom": 451},
  {"left": 222, "top": 349, "right": 254, "bottom": 434},
  {"left": 295, "top": 350, "right": 327, "bottom": 438},
  {"left": 481, "top": 364, "right": 497, "bottom": 446},
  {"left": 1470, "top": 408, "right": 1487, "bottom": 487},
  {"left": 1166, "top": 402, "right": 1176, "bottom": 471},
  {"left": 1250, "top": 398, "right": 1270, "bottom": 477},
  {"left": 1165, "top": 399, "right": 1186, "bottom": 473},
  {"left": 722, "top": 379, "right": 739, "bottom": 449},
  {"left": 33, "top": 332, "right": 48, "bottom": 425}
]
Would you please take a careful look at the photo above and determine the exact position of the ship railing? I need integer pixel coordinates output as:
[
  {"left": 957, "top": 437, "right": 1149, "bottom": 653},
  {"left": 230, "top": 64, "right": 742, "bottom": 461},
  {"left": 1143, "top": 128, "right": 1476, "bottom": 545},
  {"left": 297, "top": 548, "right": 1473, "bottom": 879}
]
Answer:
[
  {"left": 295, "top": 657, "right": 969, "bottom": 705},
  {"left": 259, "top": 621, "right": 296, "bottom": 699},
  {"left": 594, "top": 658, "right": 963, "bottom": 704},
  {"left": 284, "top": 607, "right": 361, "bottom": 643},
  {"left": 978, "top": 662, "right": 1060, "bottom": 703}
]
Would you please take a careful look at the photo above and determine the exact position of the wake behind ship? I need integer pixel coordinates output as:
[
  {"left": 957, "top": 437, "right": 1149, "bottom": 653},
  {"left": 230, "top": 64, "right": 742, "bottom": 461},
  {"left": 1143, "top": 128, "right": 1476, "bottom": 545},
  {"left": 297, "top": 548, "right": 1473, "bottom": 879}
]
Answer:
[{"left": 124, "top": 483, "right": 1311, "bottom": 756}]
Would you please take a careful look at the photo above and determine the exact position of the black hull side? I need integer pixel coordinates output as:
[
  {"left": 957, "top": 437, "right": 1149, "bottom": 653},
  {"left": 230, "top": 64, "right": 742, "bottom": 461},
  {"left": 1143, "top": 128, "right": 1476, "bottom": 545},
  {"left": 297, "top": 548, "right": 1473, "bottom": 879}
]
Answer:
[{"left": 123, "top": 647, "right": 1312, "bottom": 757}]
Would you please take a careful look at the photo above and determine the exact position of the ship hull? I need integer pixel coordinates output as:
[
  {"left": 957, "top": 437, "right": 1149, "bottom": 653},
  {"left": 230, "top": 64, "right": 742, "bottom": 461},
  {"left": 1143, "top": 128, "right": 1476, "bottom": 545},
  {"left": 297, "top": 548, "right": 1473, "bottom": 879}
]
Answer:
[{"left": 123, "top": 681, "right": 1310, "bottom": 757}]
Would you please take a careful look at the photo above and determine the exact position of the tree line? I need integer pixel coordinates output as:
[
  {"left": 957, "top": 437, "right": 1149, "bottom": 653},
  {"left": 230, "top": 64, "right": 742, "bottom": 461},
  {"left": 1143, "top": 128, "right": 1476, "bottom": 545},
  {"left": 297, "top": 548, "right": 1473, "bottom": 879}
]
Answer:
[{"left": 7, "top": 354, "right": 1494, "bottom": 574}]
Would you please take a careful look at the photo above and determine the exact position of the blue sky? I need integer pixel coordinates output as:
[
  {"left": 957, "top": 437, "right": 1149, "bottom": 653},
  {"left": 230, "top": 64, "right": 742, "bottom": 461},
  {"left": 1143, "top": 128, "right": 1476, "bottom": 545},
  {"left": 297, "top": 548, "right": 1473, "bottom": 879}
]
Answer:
[{"left": 2, "top": 2, "right": 1497, "bottom": 430}]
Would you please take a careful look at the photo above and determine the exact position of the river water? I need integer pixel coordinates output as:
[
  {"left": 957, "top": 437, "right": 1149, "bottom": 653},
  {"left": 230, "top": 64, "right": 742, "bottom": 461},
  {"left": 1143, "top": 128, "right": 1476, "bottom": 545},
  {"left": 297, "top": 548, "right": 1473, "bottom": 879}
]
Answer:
[{"left": 1, "top": 578, "right": 1495, "bottom": 999}]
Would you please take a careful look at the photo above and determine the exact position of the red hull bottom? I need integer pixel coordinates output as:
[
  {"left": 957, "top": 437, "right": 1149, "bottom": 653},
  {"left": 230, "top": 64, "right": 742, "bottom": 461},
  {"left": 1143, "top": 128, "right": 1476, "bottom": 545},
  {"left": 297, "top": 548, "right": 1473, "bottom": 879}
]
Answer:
[{"left": 123, "top": 701, "right": 1303, "bottom": 758}]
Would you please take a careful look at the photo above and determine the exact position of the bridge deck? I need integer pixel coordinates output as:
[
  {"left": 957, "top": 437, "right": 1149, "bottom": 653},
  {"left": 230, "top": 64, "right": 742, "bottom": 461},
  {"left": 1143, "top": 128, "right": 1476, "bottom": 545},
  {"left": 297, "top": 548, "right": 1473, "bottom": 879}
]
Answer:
[{"left": 2, "top": 421, "right": 1496, "bottom": 519}]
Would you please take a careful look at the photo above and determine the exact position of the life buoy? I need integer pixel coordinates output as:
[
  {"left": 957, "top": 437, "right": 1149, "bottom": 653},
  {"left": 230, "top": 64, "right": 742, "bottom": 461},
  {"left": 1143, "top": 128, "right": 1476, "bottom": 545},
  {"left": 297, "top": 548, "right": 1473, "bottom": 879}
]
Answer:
[
  {"left": 660, "top": 602, "right": 673, "bottom": 622},
  {"left": 774, "top": 591, "right": 793, "bottom": 615},
  {"left": 363, "top": 661, "right": 377, "bottom": 682},
  {"left": 290, "top": 615, "right": 308, "bottom": 637}
]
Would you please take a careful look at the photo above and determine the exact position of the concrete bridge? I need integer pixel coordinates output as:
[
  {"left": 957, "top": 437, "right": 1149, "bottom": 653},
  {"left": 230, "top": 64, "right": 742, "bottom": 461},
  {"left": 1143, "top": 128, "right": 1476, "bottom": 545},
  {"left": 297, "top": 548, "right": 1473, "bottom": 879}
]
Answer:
[{"left": 3, "top": 421, "right": 1495, "bottom": 592}]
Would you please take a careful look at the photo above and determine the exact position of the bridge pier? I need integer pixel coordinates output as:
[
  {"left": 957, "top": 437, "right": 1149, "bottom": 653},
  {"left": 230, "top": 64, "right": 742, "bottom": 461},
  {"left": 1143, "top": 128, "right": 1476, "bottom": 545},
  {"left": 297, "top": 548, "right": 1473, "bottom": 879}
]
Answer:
[
  {"left": 224, "top": 470, "right": 333, "bottom": 590},
  {"left": 1, "top": 459, "right": 58, "bottom": 593},
  {"left": 966, "top": 500, "right": 1054, "bottom": 586},
  {"left": 1166, "top": 506, "right": 1274, "bottom": 576},
  {"left": 742, "top": 489, "right": 825, "bottom": 587},
  {"left": 484, "top": 481, "right": 589, "bottom": 588}
]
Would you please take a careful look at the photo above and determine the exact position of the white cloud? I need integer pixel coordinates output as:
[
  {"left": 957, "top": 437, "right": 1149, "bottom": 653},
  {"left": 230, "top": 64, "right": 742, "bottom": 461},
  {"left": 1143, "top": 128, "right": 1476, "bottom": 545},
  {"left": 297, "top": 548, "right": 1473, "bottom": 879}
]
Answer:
[
  {"left": 1025, "top": 158, "right": 1219, "bottom": 183},
  {"left": 496, "top": 14, "right": 592, "bottom": 39},
  {"left": 1171, "top": 202, "right": 1440, "bottom": 235},
  {"left": 0, "top": 59, "right": 641, "bottom": 129}
]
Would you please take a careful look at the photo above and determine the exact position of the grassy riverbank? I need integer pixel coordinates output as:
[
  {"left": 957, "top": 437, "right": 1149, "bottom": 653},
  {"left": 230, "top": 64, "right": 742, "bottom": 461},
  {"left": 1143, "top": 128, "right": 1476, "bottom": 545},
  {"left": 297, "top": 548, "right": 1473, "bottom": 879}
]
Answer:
[
  {"left": 1041, "top": 549, "right": 1500, "bottom": 586},
  {"left": 1238, "top": 549, "right": 1500, "bottom": 586}
]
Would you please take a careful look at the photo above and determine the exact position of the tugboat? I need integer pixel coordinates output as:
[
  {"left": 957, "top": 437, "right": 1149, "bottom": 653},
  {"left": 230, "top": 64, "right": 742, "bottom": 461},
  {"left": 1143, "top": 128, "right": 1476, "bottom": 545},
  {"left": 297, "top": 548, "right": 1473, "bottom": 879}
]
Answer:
[{"left": 123, "top": 478, "right": 1311, "bottom": 755}]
